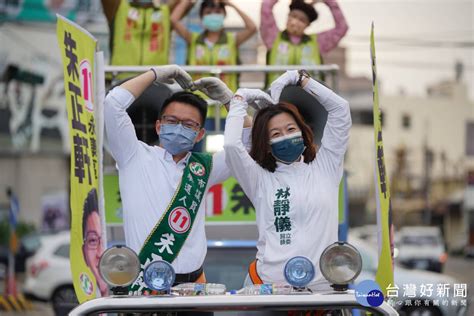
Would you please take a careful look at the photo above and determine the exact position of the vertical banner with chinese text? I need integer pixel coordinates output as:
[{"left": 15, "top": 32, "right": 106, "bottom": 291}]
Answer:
[
  {"left": 57, "top": 15, "right": 106, "bottom": 302},
  {"left": 370, "top": 23, "right": 394, "bottom": 296}
]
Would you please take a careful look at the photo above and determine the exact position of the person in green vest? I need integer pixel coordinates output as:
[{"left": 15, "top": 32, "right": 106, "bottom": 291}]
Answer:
[
  {"left": 171, "top": 0, "right": 257, "bottom": 131},
  {"left": 101, "top": 0, "right": 178, "bottom": 80},
  {"left": 261, "top": 0, "right": 348, "bottom": 84}
]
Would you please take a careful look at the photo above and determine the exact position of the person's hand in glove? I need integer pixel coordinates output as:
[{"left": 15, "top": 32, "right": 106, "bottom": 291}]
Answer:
[
  {"left": 232, "top": 88, "right": 274, "bottom": 110},
  {"left": 268, "top": 70, "right": 299, "bottom": 103},
  {"left": 193, "top": 77, "right": 233, "bottom": 105},
  {"left": 150, "top": 64, "right": 193, "bottom": 90}
]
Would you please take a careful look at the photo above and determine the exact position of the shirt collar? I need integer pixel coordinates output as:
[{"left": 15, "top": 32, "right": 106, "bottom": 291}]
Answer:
[{"left": 155, "top": 146, "right": 192, "bottom": 165}]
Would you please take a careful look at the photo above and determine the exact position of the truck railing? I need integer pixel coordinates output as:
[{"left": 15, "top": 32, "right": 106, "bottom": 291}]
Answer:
[{"left": 69, "top": 291, "right": 398, "bottom": 316}]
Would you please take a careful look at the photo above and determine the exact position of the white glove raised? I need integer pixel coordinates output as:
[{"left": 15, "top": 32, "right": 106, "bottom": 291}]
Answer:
[
  {"left": 192, "top": 77, "right": 233, "bottom": 105},
  {"left": 234, "top": 88, "right": 274, "bottom": 110},
  {"left": 151, "top": 65, "right": 193, "bottom": 90},
  {"left": 269, "top": 70, "right": 299, "bottom": 103}
]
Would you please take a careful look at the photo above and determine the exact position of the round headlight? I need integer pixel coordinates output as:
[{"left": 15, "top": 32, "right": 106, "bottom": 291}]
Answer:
[
  {"left": 99, "top": 245, "right": 140, "bottom": 288},
  {"left": 284, "top": 256, "right": 315, "bottom": 288},
  {"left": 319, "top": 242, "right": 362, "bottom": 288},
  {"left": 143, "top": 260, "right": 175, "bottom": 292}
]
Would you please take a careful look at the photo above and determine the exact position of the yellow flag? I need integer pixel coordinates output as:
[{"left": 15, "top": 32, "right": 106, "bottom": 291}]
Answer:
[
  {"left": 57, "top": 15, "right": 105, "bottom": 303},
  {"left": 370, "top": 22, "right": 394, "bottom": 296}
]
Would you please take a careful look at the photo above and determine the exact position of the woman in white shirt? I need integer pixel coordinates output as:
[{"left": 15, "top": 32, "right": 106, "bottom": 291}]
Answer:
[{"left": 224, "top": 70, "right": 351, "bottom": 291}]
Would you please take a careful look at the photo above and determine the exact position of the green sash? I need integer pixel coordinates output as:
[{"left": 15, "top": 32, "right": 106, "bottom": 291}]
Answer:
[{"left": 129, "top": 152, "right": 213, "bottom": 294}]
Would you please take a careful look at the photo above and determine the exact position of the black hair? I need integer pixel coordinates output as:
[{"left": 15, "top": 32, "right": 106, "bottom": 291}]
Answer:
[
  {"left": 82, "top": 188, "right": 99, "bottom": 236},
  {"left": 160, "top": 91, "right": 208, "bottom": 125},
  {"left": 200, "top": 0, "right": 226, "bottom": 18},
  {"left": 289, "top": 0, "right": 318, "bottom": 24}
]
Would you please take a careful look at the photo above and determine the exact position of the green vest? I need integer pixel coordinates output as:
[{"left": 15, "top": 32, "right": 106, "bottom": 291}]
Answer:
[
  {"left": 188, "top": 32, "right": 238, "bottom": 118},
  {"left": 267, "top": 31, "right": 322, "bottom": 85},
  {"left": 111, "top": 0, "right": 170, "bottom": 79}
]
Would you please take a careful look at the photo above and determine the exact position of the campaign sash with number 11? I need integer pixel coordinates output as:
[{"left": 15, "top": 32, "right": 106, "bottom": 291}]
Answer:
[{"left": 129, "top": 152, "right": 212, "bottom": 294}]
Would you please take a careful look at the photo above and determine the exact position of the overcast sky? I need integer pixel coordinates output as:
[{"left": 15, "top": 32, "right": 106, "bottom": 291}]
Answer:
[{"left": 226, "top": 0, "right": 474, "bottom": 100}]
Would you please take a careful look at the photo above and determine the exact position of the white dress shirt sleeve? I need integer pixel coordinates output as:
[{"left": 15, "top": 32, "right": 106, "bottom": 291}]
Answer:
[
  {"left": 223, "top": 100, "right": 264, "bottom": 197},
  {"left": 209, "top": 127, "right": 252, "bottom": 187},
  {"left": 104, "top": 86, "right": 139, "bottom": 168},
  {"left": 304, "top": 78, "right": 352, "bottom": 184}
]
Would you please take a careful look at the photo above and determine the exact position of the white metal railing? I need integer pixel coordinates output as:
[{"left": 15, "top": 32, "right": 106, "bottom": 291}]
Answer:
[
  {"left": 69, "top": 291, "right": 398, "bottom": 316},
  {"left": 104, "top": 64, "right": 340, "bottom": 90},
  {"left": 104, "top": 64, "right": 339, "bottom": 73}
]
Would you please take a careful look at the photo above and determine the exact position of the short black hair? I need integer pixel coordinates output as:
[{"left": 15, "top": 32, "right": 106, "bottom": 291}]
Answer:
[
  {"left": 160, "top": 91, "right": 208, "bottom": 125},
  {"left": 82, "top": 188, "right": 99, "bottom": 236},
  {"left": 200, "top": 0, "right": 226, "bottom": 18},
  {"left": 289, "top": 0, "right": 318, "bottom": 24}
]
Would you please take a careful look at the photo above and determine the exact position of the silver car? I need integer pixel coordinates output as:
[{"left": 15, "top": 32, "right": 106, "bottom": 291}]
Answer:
[{"left": 397, "top": 226, "right": 447, "bottom": 273}]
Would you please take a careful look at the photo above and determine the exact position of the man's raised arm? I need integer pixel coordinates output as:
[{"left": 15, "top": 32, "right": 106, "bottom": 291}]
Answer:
[{"left": 104, "top": 65, "right": 193, "bottom": 168}]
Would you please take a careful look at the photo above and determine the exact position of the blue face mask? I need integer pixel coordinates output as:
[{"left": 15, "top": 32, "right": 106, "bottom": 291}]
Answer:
[
  {"left": 270, "top": 132, "right": 305, "bottom": 164},
  {"left": 159, "top": 124, "right": 198, "bottom": 155},
  {"left": 202, "top": 13, "right": 225, "bottom": 32}
]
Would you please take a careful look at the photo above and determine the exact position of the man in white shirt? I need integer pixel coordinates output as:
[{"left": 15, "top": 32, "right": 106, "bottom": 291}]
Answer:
[{"left": 104, "top": 65, "right": 251, "bottom": 294}]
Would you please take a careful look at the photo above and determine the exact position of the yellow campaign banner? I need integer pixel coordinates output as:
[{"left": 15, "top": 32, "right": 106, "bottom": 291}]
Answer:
[
  {"left": 370, "top": 23, "right": 394, "bottom": 296},
  {"left": 57, "top": 15, "right": 107, "bottom": 302}
]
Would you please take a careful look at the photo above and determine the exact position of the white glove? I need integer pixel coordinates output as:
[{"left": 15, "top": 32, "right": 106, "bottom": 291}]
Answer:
[
  {"left": 269, "top": 70, "right": 299, "bottom": 103},
  {"left": 192, "top": 77, "right": 233, "bottom": 105},
  {"left": 151, "top": 65, "right": 193, "bottom": 90},
  {"left": 234, "top": 88, "right": 274, "bottom": 110}
]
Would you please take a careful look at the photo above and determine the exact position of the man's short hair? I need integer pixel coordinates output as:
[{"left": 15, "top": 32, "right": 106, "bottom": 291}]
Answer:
[
  {"left": 82, "top": 188, "right": 98, "bottom": 235},
  {"left": 289, "top": 0, "right": 318, "bottom": 24},
  {"left": 160, "top": 91, "right": 208, "bottom": 125}
]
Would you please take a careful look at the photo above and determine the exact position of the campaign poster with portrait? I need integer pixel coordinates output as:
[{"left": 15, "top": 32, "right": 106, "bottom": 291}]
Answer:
[{"left": 57, "top": 15, "right": 107, "bottom": 302}]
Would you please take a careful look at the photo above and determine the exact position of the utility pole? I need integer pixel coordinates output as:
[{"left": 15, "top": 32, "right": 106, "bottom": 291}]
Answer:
[
  {"left": 423, "top": 144, "right": 434, "bottom": 225},
  {"left": 5, "top": 187, "right": 19, "bottom": 296}
]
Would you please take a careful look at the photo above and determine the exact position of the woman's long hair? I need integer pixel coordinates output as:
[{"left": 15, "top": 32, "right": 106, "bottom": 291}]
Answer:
[{"left": 250, "top": 103, "right": 317, "bottom": 172}]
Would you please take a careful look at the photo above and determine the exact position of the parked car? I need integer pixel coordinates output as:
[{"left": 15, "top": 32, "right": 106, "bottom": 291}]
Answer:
[
  {"left": 23, "top": 231, "right": 78, "bottom": 315},
  {"left": 0, "top": 231, "right": 42, "bottom": 272},
  {"left": 397, "top": 226, "right": 447, "bottom": 273}
]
